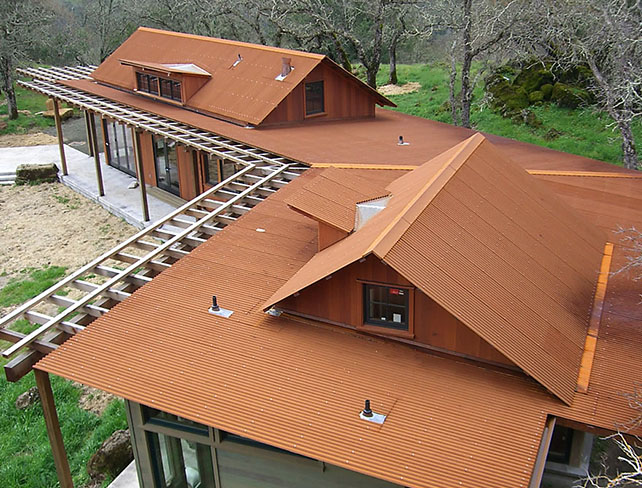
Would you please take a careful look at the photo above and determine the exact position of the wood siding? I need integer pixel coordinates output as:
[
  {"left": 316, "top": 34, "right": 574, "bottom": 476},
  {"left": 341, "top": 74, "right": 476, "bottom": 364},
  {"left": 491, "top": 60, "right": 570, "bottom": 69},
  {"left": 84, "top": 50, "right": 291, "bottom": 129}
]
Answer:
[
  {"left": 318, "top": 223, "right": 348, "bottom": 251},
  {"left": 177, "top": 146, "right": 198, "bottom": 201},
  {"left": 280, "top": 254, "right": 512, "bottom": 366},
  {"left": 140, "top": 132, "right": 156, "bottom": 185},
  {"left": 262, "top": 62, "right": 376, "bottom": 126}
]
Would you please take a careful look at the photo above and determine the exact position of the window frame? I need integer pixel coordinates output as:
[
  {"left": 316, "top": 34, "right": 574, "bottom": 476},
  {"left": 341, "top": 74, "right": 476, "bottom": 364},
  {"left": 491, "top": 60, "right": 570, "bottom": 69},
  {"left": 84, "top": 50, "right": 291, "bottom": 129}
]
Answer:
[
  {"left": 359, "top": 280, "right": 415, "bottom": 338},
  {"left": 135, "top": 70, "right": 183, "bottom": 103},
  {"left": 304, "top": 80, "right": 325, "bottom": 117}
]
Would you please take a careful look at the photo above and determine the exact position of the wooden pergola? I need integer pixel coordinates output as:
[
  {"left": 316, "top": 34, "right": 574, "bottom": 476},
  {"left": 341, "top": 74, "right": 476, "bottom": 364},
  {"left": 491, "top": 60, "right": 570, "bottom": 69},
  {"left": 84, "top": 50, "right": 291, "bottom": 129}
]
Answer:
[{"left": 5, "top": 66, "right": 308, "bottom": 487}]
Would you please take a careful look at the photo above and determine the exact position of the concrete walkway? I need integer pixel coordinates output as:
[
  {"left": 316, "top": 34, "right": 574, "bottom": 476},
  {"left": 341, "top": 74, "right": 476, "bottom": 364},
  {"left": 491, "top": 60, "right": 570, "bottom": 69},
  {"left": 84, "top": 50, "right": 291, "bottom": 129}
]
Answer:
[
  {"left": 108, "top": 462, "right": 139, "bottom": 488},
  {"left": 0, "top": 144, "right": 177, "bottom": 228}
]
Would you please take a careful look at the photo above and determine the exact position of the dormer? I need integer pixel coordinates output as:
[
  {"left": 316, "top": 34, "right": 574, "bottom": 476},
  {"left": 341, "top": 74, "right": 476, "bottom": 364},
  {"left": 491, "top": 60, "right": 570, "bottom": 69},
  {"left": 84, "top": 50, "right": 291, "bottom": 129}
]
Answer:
[
  {"left": 264, "top": 134, "right": 607, "bottom": 406},
  {"left": 285, "top": 168, "right": 390, "bottom": 251},
  {"left": 120, "top": 59, "right": 211, "bottom": 104}
]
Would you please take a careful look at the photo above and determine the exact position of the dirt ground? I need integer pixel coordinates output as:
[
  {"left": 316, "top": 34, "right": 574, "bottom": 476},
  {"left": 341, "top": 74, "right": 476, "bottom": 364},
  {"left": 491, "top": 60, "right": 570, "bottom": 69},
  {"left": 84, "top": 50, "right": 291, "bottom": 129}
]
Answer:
[
  {"left": 0, "top": 182, "right": 135, "bottom": 285},
  {"left": 378, "top": 82, "right": 421, "bottom": 96},
  {"left": 0, "top": 132, "right": 58, "bottom": 147}
]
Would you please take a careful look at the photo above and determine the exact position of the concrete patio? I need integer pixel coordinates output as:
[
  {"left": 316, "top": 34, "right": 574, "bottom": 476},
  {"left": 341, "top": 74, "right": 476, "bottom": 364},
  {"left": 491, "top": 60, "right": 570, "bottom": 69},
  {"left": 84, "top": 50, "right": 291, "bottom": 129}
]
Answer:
[{"left": 0, "top": 144, "right": 177, "bottom": 228}]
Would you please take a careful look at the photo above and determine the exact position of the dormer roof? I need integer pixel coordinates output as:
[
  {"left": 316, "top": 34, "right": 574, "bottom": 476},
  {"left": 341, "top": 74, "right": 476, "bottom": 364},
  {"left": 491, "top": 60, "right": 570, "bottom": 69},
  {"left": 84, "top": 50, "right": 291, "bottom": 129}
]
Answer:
[
  {"left": 264, "top": 133, "right": 606, "bottom": 405},
  {"left": 286, "top": 167, "right": 390, "bottom": 233},
  {"left": 90, "top": 27, "right": 394, "bottom": 126}
]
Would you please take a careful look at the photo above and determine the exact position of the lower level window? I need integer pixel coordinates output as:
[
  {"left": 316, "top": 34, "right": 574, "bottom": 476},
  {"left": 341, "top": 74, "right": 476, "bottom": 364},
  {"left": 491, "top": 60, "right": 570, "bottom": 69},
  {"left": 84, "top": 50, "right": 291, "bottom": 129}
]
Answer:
[{"left": 363, "top": 284, "right": 409, "bottom": 331}]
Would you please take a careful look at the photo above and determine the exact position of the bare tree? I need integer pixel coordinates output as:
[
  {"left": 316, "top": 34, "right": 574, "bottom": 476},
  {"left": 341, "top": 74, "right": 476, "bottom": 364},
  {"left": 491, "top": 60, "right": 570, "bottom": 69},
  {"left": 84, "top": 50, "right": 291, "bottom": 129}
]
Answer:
[
  {"left": 268, "top": 0, "right": 429, "bottom": 88},
  {"left": 544, "top": 0, "right": 641, "bottom": 170},
  {"left": 431, "top": 0, "right": 535, "bottom": 128},
  {"left": 0, "top": 0, "right": 53, "bottom": 120}
]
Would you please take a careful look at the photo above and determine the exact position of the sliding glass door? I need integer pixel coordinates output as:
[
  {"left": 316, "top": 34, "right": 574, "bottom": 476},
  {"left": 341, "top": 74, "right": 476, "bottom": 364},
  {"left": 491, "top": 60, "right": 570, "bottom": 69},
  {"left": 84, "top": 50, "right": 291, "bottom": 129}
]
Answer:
[
  {"left": 105, "top": 121, "right": 136, "bottom": 177},
  {"left": 153, "top": 136, "right": 180, "bottom": 196}
]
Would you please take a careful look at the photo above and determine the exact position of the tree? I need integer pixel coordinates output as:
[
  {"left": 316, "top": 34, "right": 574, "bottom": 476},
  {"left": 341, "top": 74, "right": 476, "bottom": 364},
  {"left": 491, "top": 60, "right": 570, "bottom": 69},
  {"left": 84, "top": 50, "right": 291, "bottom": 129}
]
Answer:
[
  {"left": 268, "top": 0, "right": 429, "bottom": 88},
  {"left": 0, "top": 0, "right": 53, "bottom": 120},
  {"left": 544, "top": 0, "right": 641, "bottom": 170},
  {"left": 430, "top": 0, "right": 535, "bottom": 128}
]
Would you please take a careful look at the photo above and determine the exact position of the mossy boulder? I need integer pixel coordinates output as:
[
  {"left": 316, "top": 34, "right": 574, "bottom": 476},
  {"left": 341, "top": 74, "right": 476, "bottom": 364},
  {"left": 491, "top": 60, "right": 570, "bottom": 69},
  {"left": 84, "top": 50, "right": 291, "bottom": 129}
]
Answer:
[
  {"left": 529, "top": 90, "right": 545, "bottom": 104},
  {"left": 540, "top": 83, "right": 554, "bottom": 100},
  {"left": 487, "top": 79, "right": 530, "bottom": 116},
  {"left": 514, "top": 66, "right": 555, "bottom": 93},
  {"left": 558, "top": 64, "right": 593, "bottom": 86},
  {"left": 551, "top": 82, "right": 593, "bottom": 108}
]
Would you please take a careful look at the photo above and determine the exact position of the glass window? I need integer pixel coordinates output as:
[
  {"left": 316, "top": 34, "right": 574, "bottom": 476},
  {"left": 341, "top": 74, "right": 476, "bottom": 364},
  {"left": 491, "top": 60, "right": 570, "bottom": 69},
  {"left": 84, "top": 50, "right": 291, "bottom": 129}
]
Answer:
[
  {"left": 363, "top": 284, "right": 409, "bottom": 330},
  {"left": 171, "top": 81, "right": 182, "bottom": 101},
  {"left": 160, "top": 78, "right": 173, "bottom": 99},
  {"left": 305, "top": 81, "right": 324, "bottom": 115},
  {"left": 547, "top": 426, "right": 574, "bottom": 464},
  {"left": 203, "top": 155, "right": 219, "bottom": 185},
  {"left": 148, "top": 432, "right": 215, "bottom": 488},
  {"left": 142, "top": 406, "right": 209, "bottom": 436}
]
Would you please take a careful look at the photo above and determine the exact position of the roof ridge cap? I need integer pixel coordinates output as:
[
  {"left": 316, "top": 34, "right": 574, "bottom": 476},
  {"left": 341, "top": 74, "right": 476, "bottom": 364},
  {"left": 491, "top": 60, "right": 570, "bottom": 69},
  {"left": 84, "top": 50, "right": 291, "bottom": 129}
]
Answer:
[{"left": 369, "top": 133, "right": 486, "bottom": 257}]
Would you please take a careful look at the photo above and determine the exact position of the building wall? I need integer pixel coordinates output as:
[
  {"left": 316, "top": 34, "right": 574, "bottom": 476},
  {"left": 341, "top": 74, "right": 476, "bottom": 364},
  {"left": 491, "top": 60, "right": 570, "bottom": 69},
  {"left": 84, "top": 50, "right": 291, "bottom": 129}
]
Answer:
[
  {"left": 262, "top": 63, "right": 376, "bottom": 125},
  {"left": 279, "top": 254, "right": 513, "bottom": 366}
]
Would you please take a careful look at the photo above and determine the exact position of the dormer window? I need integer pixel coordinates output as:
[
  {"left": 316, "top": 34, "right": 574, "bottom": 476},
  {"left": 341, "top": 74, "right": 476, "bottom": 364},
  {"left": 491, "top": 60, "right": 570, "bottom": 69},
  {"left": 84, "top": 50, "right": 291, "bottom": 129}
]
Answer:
[
  {"left": 136, "top": 71, "right": 182, "bottom": 102},
  {"left": 305, "top": 81, "right": 324, "bottom": 116},
  {"left": 363, "top": 283, "right": 411, "bottom": 331}
]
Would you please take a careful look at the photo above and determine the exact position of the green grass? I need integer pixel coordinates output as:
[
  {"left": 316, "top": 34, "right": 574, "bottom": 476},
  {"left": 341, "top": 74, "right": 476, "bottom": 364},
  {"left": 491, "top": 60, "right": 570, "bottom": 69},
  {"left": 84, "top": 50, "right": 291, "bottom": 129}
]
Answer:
[
  {"left": 0, "top": 266, "right": 128, "bottom": 487},
  {"left": 376, "top": 63, "right": 642, "bottom": 167},
  {"left": 0, "top": 266, "right": 67, "bottom": 308},
  {"left": 0, "top": 83, "right": 55, "bottom": 135}
]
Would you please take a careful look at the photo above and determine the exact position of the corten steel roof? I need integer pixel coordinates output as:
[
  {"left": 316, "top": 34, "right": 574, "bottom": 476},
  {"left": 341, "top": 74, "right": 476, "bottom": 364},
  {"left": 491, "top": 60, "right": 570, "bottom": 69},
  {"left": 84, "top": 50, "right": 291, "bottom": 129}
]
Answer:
[
  {"left": 35, "top": 158, "right": 642, "bottom": 488},
  {"left": 62, "top": 77, "right": 639, "bottom": 174},
  {"left": 264, "top": 134, "right": 605, "bottom": 405},
  {"left": 91, "top": 27, "right": 393, "bottom": 126},
  {"left": 286, "top": 167, "right": 390, "bottom": 232}
]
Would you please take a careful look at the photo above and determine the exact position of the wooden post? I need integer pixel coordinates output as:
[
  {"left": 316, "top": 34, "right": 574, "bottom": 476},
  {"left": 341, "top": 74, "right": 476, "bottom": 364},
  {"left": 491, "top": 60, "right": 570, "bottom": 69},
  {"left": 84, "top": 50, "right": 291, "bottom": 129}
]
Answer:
[
  {"left": 34, "top": 369, "right": 74, "bottom": 488},
  {"left": 133, "top": 129, "right": 150, "bottom": 222},
  {"left": 52, "top": 99, "right": 68, "bottom": 176},
  {"left": 83, "top": 110, "right": 93, "bottom": 158},
  {"left": 529, "top": 416, "right": 556, "bottom": 488},
  {"left": 88, "top": 113, "right": 105, "bottom": 197}
]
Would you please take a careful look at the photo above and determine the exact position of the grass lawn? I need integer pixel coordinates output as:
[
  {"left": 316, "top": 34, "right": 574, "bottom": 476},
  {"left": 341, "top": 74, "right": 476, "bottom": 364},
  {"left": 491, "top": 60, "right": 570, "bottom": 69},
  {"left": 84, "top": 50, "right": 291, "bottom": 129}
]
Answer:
[
  {"left": 376, "top": 63, "right": 642, "bottom": 167},
  {"left": 0, "top": 268, "right": 128, "bottom": 488},
  {"left": 0, "top": 83, "right": 55, "bottom": 135}
]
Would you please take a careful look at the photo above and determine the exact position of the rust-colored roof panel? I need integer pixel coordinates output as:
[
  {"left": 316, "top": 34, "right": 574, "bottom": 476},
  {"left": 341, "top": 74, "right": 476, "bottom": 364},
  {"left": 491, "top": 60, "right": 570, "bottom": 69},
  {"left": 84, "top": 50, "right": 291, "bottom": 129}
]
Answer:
[
  {"left": 90, "top": 27, "right": 392, "bottom": 125},
  {"left": 34, "top": 156, "right": 642, "bottom": 487},
  {"left": 59, "top": 78, "right": 637, "bottom": 175},
  {"left": 286, "top": 167, "right": 389, "bottom": 232}
]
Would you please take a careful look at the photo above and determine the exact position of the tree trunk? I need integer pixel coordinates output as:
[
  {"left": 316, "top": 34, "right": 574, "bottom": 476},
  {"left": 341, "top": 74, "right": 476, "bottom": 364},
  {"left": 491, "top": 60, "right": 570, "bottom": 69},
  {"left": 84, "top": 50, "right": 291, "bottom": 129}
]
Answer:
[
  {"left": 331, "top": 34, "right": 352, "bottom": 72},
  {"left": 388, "top": 34, "right": 399, "bottom": 85},
  {"left": 0, "top": 56, "right": 18, "bottom": 120},
  {"left": 449, "top": 49, "right": 459, "bottom": 126},
  {"left": 366, "top": 65, "right": 378, "bottom": 89},
  {"left": 618, "top": 119, "right": 639, "bottom": 170},
  {"left": 459, "top": 0, "right": 473, "bottom": 128},
  {"left": 460, "top": 52, "right": 473, "bottom": 128}
]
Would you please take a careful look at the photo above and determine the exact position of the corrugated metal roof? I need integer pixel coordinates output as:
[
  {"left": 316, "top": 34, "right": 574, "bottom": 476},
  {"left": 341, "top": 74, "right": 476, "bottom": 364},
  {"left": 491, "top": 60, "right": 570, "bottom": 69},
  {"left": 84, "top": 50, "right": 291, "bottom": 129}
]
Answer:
[
  {"left": 34, "top": 160, "right": 642, "bottom": 488},
  {"left": 90, "top": 27, "right": 392, "bottom": 126},
  {"left": 61, "top": 77, "right": 636, "bottom": 175},
  {"left": 286, "top": 167, "right": 389, "bottom": 232},
  {"left": 264, "top": 134, "right": 606, "bottom": 405}
]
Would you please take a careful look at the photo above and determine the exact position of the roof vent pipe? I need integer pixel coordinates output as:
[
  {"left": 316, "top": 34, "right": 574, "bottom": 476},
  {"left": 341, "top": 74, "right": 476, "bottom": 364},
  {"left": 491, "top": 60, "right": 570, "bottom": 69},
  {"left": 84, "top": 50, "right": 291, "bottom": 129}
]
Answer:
[
  {"left": 281, "top": 57, "right": 292, "bottom": 77},
  {"left": 362, "top": 399, "right": 373, "bottom": 417},
  {"left": 211, "top": 295, "right": 220, "bottom": 312}
]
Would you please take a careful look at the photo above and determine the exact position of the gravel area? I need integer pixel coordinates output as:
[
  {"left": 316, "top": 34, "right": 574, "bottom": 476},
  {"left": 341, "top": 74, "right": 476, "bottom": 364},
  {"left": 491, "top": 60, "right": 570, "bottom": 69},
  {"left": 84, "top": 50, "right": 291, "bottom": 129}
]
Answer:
[{"left": 0, "top": 132, "right": 58, "bottom": 147}]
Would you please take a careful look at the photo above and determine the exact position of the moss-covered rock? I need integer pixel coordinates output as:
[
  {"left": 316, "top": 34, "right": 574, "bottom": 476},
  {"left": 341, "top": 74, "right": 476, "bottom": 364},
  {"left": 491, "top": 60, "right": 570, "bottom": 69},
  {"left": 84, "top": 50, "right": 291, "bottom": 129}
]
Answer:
[
  {"left": 514, "top": 66, "right": 555, "bottom": 93},
  {"left": 487, "top": 79, "right": 530, "bottom": 116},
  {"left": 529, "top": 90, "right": 545, "bottom": 104},
  {"left": 551, "top": 82, "right": 593, "bottom": 108},
  {"left": 15, "top": 163, "right": 59, "bottom": 185},
  {"left": 540, "top": 83, "right": 553, "bottom": 100}
]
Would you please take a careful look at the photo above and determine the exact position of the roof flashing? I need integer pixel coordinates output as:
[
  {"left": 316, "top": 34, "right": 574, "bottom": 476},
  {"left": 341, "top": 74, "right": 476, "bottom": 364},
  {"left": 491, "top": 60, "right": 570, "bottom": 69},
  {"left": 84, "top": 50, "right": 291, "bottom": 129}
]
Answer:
[{"left": 355, "top": 196, "right": 390, "bottom": 232}]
